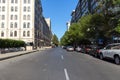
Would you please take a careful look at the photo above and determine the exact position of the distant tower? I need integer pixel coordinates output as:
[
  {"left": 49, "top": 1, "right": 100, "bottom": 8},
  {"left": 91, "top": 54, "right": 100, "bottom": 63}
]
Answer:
[{"left": 66, "top": 21, "right": 71, "bottom": 31}]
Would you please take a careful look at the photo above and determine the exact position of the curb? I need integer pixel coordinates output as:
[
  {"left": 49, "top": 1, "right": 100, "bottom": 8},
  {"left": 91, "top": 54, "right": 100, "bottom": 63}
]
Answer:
[{"left": 0, "top": 50, "right": 39, "bottom": 61}]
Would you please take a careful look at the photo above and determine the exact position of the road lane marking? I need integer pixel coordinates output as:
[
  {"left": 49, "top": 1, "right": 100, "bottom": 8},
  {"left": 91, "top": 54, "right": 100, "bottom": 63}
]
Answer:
[
  {"left": 61, "top": 55, "right": 64, "bottom": 60},
  {"left": 64, "top": 68, "right": 70, "bottom": 80}
]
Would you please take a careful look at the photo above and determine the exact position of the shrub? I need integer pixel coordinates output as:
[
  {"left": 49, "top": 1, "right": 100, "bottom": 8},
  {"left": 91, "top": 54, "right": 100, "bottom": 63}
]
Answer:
[{"left": 0, "top": 39, "right": 25, "bottom": 48}]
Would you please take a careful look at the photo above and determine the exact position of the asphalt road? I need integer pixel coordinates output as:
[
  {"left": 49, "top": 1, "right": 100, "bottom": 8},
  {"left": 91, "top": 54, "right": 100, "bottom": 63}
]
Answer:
[{"left": 0, "top": 47, "right": 120, "bottom": 80}]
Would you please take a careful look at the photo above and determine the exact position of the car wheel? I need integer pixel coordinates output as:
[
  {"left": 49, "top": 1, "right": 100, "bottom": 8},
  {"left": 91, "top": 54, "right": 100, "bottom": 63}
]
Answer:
[
  {"left": 100, "top": 53, "right": 103, "bottom": 60},
  {"left": 114, "top": 56, "right": 120, "bottom": 65}
]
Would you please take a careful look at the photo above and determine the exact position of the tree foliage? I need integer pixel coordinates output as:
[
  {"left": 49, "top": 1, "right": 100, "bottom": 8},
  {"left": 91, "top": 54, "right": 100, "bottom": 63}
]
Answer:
[
  {"left": 61, "top": 0, "right": 120, "bottom": 46},
  {"left": 78, "top": 14, "right": 92, "bottom": 38},
  {"left": 112, "top": 0, "right": 120, "bottom": 5},
  {"left": 115, "top": 19, "right": 120, "bottom": 33},
  {"left": 60, "top": 14, "right": 92, "bottom": 46},
  {"left": 52, "top": 34, "right": 59, "bottom": 46},
  {"left": 60, "top": 13, "right": 110, "bottom": 46}
]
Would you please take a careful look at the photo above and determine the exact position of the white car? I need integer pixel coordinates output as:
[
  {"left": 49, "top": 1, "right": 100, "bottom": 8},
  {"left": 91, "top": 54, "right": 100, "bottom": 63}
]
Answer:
[
  {"left": 99, "top": 43, "right": 120, "bottom": 64},
  {"left": 75, "top": 46, "right": 82, "bottom": 52}
]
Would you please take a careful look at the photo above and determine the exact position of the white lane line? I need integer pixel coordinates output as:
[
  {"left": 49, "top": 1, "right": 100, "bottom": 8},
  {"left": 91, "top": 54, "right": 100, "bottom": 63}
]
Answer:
[
  {"left": 61, "top": 55, "right": 64, "bottom": 60},
  {"left": 64, "top": 68, "right": 70, "bottom": 80}
]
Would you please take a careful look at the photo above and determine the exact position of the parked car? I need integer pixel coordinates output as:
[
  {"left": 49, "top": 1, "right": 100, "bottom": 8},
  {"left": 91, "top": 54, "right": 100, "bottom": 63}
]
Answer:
[
  {"left": 84, "top": 46, "right": 92, "bottom": 54},
  {"left": 62, "top": 46, "right": 67, "bottom": 49},
  {"left": 75, "top": 46, "right": 82, "bottom": 52},
  {"left": 99, "top": 43, "right": 120, "bottom": 64},
  {"left": 66, "top": 46, "right": 74, "bottom": 51},
  {"left": 89, "top": 45, "right": 103, "bottom": 57}
]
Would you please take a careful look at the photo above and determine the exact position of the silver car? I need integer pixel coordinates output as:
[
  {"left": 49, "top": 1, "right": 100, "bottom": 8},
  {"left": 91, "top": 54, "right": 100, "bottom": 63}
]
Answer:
[{"left": 66, "top": 46, "right": 74, "bottom": 51}]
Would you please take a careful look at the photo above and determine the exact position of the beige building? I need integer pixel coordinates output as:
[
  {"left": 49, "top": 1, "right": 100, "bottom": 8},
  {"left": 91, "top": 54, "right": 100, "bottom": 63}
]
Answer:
[
  {"left": 45, "top": 18, "right": 51, "bottom": 30},
  {"left": 0, "top": 0, "right": 52, "bottom": 50}
]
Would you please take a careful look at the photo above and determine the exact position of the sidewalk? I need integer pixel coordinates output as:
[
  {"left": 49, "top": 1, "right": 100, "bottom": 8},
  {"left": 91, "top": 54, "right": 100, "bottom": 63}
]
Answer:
[
  {"left": 0, "top": 47, "right": 52, "bottom": 61},
  {"left": 0, "top": 50, "right": 39, "bottom": 61}
]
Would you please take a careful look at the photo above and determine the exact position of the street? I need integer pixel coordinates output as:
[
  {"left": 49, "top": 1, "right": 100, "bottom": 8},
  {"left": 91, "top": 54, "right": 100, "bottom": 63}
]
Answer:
[{"left": 0, "top": 48, "right": 120, "bottom": 80}]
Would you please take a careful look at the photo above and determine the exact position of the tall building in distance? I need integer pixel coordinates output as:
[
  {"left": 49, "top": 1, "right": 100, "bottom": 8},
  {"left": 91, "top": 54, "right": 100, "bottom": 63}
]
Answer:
[
  {"left": 0, "top": 0, "right": 52, "bottom": 50},
  {"left": 66, "top": 21, "right": 71, "bottom": 31}
]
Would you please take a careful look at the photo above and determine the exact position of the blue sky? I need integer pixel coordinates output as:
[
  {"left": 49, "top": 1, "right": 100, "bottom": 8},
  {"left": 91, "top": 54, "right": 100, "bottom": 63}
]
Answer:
[{"left": 41, "top": 0, "right": 78, "bottom": 40}]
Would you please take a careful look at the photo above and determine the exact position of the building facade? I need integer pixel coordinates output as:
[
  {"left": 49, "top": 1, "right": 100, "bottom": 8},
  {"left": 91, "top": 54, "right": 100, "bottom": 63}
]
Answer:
[
  {"left": 42, "top": 18, "right": 52, "bottom": 47},
  {"left": 71, "top": 0, "right": 99, "bottom": 23},
  {"left": 71, "top": 0, "right": 89, "bottom": 23},
  {"left": 0, "top": 0, "right": 52, "bottom": 50}
]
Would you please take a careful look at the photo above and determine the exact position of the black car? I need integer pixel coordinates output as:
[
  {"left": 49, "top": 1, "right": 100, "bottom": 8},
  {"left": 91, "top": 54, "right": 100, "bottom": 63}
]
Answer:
[
  {"left": 62, "top": 46, "right": 67, "bottom": 49},
  {"left": 89, "top": 46, "right": 103, "bottom": 57}
]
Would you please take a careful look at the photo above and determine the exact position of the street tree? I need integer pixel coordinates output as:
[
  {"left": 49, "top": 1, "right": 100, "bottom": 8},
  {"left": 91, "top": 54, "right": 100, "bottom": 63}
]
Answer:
[
  {"left": 67, "top": 23, "right": 84, "bottom": 46},
  {"left": 115, "top": 19, "right": 120, "bottom": 33},
  {"left": 61, "top": 12, "right": 119, "bottom": 46},
  {"left": 60, "top": 15, "right": 92, "bottom": 46},
  {"left": 78, "top": 14, "right": 92, "bottom": 38},
  {"left": 52, "top": 34, "right": 59, "bottom": 46},
  {"left": 90, "top": 14, "right": 110, "bottom": 38}
]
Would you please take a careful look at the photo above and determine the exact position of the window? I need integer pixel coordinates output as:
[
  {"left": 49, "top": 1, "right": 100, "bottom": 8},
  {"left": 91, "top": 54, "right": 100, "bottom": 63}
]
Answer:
[
  {"left": 15, "top": 0, "right": 18, "bottom": 3},
  {"left": 27, "top": 31, "right": 30, "bottom": 37},
  {"left": 11, "top": 15, "right": 13, "bottom": 20},
  {"left": 0, "top": 7, "right": 1, "bottom": 12},
  {"left": 28, "top": 0, "right": 30, "bottom": 3},
  {"left": 10, "top": 31, "right": 13, "bottom": 37},
  {"left": 11, "top": 6, "right": 14, "bottom": 12},
  {"left": 10, "top": 23, "right": 13, "bottom": 28},
  {"left": 24, "top": 0, "right": 27, "bottom": 4},
  {"left": 2, "top": 15, "right": 5, "bottom": 20},
  {"left": 15, "top": 6, "right": 18, "bottom": 12},
  {"left": 15, "top": 15, "right": 17, "bottom": 20},
  {"left": 11, "top": 0, "right": 14, "bottom": 3},
  {"left": 1, "top": 31, "right": 4, "bottom": 37},
  {"left": 111, "top": 45, "right": 120, "bottom": 49},
  {"left": 23, "top": 15, "right": 26, "bottom": 20},
  {"left": 23, "top": 31, "right": 26, "bottom": 37},
  {"left": 23, "top": 22, "right": 26, "bottom": 28},
  {"left": 27, "top": 15, "right": 30, "bottom": 20},
  {"left": 1, "top": 22, "right": 4, "bottom": 28},
  {"left": 28, "top": 6, "right": 30, "bottom": 12},
  {"left": 106, "top": 45, "right": 112, "bottom": 49},
  {"left": 2, "top": 6, "right": 5, "bottom": 11},
  {"left": 14, "top": 31, "right": 17, "bottom": 37},
  {"left": 24, "top": 7, "right": 26, "bottom": 12},
  {"left": 27, "top": 22, "right": 30, "bottom": 28},
  {"left": 14, "top": 22, "right": 17, "bottom": 28},
  {"left": 3, "top": 0, "right": 5, "bottom": 3}
]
